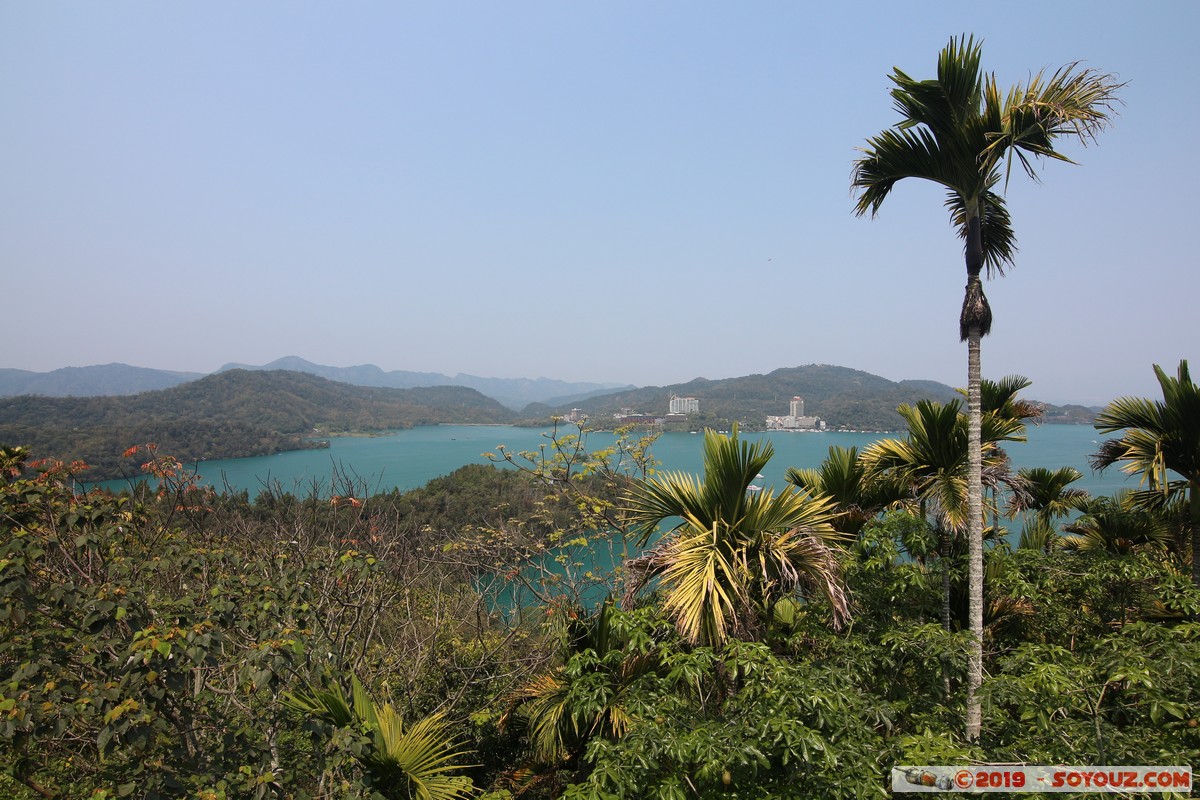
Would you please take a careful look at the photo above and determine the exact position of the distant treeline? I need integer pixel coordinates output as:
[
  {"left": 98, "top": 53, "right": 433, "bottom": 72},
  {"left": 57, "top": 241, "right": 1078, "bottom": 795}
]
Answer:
[
  {"left": 0, "top": 366, "right": 1097, "bottom": 480},
  {"left": 534, "top": 365, "right": 961, "bottom": 430},
  {"left": 532, "top": 365, "right": 1096, "bottom": 430}
]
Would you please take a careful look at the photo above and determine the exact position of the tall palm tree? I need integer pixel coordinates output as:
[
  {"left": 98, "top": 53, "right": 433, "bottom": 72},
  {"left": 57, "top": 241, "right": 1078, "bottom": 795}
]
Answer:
[
  {"left": 623, "top": 427, "right": 849, "bottom": 647},
  {"left": 1091, "top": 360, "right": 1200, "bottom": 589},
  {"left": 851, "top": 35, "right": 1120, "bottom": 739}
]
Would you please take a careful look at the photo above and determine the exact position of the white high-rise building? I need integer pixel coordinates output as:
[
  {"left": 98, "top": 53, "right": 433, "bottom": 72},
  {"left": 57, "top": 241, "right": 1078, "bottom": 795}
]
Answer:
[
  {"left": 766, "top": 395, "right": 823, "bottom": 430},
  {"left": 669, "top": 394, "right": 700, "bottom": 414}
]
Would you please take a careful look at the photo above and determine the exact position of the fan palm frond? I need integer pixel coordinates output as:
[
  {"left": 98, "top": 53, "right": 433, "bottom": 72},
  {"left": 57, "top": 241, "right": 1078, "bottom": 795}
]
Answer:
[
  {"left": 283, "top": 676, "right": 475, "bottom": 800},
  {"left": 785, "top": 445, "right": 910, "bottom": 535},
  {"left": 1060, "top": 494, "right": 1171, "bottom": 555}
]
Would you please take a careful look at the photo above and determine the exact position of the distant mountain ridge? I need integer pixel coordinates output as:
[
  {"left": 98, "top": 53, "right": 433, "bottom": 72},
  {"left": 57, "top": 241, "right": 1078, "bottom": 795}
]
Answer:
[
  {"left": 530, "top": 364, "right": 1095, "bottom": 430},
  {"left": 217, "top": 356, "right": 634, "bottom": 410},
  {"left": 1, "top": 359, "right": 1095, "bottom": 424},
  {"left": 0, "top": 357, "right": 630, "bottom": 410},
  {"left": 0, "top": 364, "right": 204, "bottom": 397}
]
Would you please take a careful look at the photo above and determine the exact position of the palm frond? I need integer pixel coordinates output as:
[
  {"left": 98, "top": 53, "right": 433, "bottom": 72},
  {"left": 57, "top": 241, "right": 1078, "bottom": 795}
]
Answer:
[
  {"left": 992, "top": 61, "right": 1124, "bottom": 185},
  {"left": 1061, "top": 493, "right": 1171, "bottom": 555},
  {"left": 500, "top": 672, "right": 571, "bottom": 764},
  {"left": 625, "top": 425, "right": 771, "bottom": 546},
  {"left": 654, "top": 522, "right": 749, "bottom": 646},
  {"left": 1092, "top": 362, "right": 1200, "bottom": 497},
  {"left": 852, "top": 126, "right": 954, "bottom": 218},
  {"left": 1012, "top": 466, "right": 1088, "bottom": 519},
  {"left": 852, "top": 34, "right": 1122, "bottom": 291},
  {"left": 281, "top": 682, "right": 355, "bottom": 728},
  {"left": 861, "top": 398, "right": 1020, "bottom": 535},
  {"left": 785, "top": 445, "right": 909, "bottom": 534},
  {"left": 1018, "top": 515, "right": 1062, "bottom": 553},
  {"left": 283, "top": 676, "right": 476, "bottom": 800}
]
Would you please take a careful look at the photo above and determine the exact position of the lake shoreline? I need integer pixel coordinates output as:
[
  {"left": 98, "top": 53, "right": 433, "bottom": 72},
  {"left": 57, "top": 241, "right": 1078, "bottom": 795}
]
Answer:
[{"left": 91, "top": 423, "right": 1132, "bottom": 501}]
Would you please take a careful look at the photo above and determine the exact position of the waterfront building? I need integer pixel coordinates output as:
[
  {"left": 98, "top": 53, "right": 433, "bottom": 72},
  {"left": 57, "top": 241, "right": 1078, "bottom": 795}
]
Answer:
[
  {"left": 766, "top": 396, "right": 824, "bottom": 430},
  {"left": 669, "top": 394, "right": 700, "bottom": 414}
]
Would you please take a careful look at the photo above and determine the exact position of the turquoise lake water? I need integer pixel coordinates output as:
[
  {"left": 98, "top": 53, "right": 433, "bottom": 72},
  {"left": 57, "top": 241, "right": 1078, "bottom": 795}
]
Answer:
[{"left": 100, "top": 423, "right": 1137, "bottom": 499}]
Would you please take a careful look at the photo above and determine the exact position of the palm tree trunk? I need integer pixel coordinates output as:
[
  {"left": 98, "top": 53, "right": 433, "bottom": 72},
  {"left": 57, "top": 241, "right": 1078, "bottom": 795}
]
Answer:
[
  {"left": 966, "top": 327, "right": 984, "bottom": 742},
  {"left": 940, "top": 525, "right": 951, "bottom": 632},
  {"left": 962, "top": 212, "right": 987, "bottom": 743},
  {"left": 939, "top": 524, "right": 953, "bottom": 703},
  {"left": 1191, "top": 479, "right": 1199, "bottom": 594}
]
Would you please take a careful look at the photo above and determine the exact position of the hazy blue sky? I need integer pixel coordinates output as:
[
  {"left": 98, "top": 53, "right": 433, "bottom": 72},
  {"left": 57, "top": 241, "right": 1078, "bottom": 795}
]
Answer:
[{"left": 2, "top": 3, "right": 1195, "bottom": 406}]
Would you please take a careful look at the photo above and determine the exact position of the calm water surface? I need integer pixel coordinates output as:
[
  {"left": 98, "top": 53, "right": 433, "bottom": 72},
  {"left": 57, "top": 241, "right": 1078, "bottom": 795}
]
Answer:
[{"left": 104, "top": 423, "right": 1136, "bottom": 499}]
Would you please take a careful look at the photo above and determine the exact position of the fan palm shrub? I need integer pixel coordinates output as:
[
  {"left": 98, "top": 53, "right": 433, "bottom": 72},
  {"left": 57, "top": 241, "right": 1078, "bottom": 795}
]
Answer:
[{"left": 623, "top": 427, "right": 849, "bottom": 647}]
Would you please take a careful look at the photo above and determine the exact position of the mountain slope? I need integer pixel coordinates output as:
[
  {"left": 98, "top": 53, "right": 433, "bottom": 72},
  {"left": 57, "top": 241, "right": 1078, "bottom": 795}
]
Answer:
[
  {"left": 0, "top": 370, "right": 515, "bottom": 479},
  {"left": 531, "top": 364, "right": 962, "bottom": 430}
]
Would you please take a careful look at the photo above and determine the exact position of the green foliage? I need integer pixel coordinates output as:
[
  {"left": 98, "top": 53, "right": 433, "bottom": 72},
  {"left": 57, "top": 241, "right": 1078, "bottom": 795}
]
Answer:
[
  {"left": 861, "top": 399, "right": 1025, "bottom": 535},
  {"left": 563, "top": 642, "right": 889, "bottom": 799},
  {"left": 1013, "top": 466, "right": 1088, "bottom": 521},
  {"left": 785, "top": 445, "right": 909, "bottom": 536},
  {"left": 4, "top": 423, "right": 1198, "bottom": 800},
  {"left": 498, "top": 601, "right": 663, "bottom": 792},
  {"left": 479, "top": 423, "right": 657, "bottom": 611},
  {"left": 545, "top": 516, "right": 1198, "bottom": 799},
  {"left": 979, "top": 545, "right": 1200, "bottom": 775},
  {"left": 0, "top": 449, "right": 530, "bottom": 797},
  {"left": 1062, "top": 493, "right": 1173, "bottom": 556},
  {"left": 0, "top": 453, "right": 328, "bottom": 796}
]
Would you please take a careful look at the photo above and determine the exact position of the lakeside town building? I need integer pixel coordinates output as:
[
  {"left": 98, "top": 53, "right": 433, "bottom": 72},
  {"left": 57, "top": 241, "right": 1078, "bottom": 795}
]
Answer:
[
  {"left": 613, "top": 408, "right": 663, "bottom": 425},
  {"left": 766, "top": 396, "right": 824, "bottom": 430},
  {"left": 668, "top": 394, "right": 700, "bottom": 414}
]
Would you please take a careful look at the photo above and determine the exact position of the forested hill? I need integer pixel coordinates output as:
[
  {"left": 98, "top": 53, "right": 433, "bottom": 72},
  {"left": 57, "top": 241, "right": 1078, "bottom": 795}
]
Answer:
[
  {"left": 527, "top": 365, "right": 964, "bottom": 431},
  {"left": 0, "top": 369, "right": 516, "bottom": 479}
]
